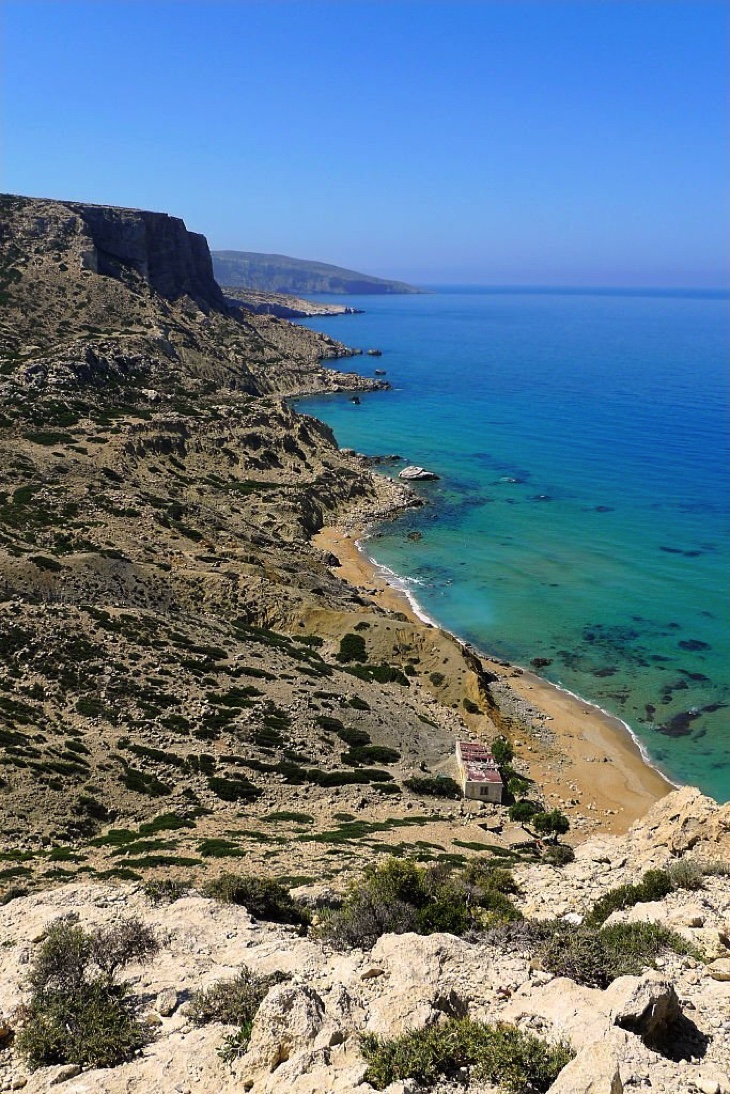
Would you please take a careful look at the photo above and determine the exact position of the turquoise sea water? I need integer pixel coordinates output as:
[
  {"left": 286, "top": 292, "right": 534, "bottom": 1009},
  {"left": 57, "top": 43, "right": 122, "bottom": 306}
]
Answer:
[{"left": 296, "top": 289, "right": 730, "bottom": 802}]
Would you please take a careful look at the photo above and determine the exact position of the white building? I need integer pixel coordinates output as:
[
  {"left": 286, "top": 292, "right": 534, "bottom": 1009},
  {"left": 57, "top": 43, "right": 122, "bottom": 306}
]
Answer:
[{"left": 456, "top": 741, "right": 504, "bottom": 803}]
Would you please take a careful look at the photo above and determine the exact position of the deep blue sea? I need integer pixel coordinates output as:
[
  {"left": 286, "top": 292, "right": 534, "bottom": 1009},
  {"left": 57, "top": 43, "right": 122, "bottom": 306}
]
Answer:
[{"left": 296, "top": 288, "right": 730, "bottom": 802}]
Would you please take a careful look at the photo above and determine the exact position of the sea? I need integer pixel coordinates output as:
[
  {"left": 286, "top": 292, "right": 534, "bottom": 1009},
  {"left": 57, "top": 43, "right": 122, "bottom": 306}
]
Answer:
[{"left": 294, "top": 288, "right": 730, "bottom": 803}]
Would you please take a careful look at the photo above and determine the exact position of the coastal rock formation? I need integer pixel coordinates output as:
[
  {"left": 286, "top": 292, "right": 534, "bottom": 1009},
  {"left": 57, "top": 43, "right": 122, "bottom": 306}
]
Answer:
[
  {"left": 69, "top": 199, "right": 226, "bottom": 309},
  {"left": 224, "top": 286, "right": 362, "bottom": 319},
  {"left": 0, "top": 193, "right": 377, "bottom": 398}
]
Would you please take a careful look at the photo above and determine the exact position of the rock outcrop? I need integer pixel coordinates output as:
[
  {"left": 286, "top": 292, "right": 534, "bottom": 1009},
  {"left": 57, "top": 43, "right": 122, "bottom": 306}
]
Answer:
[{"left": 0, "top": 803, "right": 729, "bottom": 1094}]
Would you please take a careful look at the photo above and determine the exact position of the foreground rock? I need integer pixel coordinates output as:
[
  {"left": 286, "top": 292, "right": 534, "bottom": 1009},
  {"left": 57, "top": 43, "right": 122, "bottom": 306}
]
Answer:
[{"left": 0, "top": 795, "right": 727, "bottom": 1094}]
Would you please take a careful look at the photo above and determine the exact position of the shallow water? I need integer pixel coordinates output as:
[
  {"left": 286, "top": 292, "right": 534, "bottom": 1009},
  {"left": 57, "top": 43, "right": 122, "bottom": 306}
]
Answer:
[{"left": 296, "top": 288, "right": 730, "bottom": 801}]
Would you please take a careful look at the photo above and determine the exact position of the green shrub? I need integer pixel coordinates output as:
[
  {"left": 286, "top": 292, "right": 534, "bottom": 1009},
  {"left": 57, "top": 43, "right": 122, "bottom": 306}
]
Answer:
[
  {"left": 347, "top": 696, "right": 370, "bottom": 711},
  {"left": 585, "top": 869, "right": 673, "bottom": 928},
  {"left": 16, "top": 915, "right": 158, "bottom": 1071},
  {"left": 318, "top": 857, "right": 520, "bottom": 950},
  {"left": 403, "top": 776, "right": 461, "bottom": 800},
  {"left": 263, "top": 811, "right": 314, "bottom": 825},
  {"left": 507, "top": 776, "right": 531, "bottom": 799},
  {"left": 531, "top": 810, "right": 571, "bottom": 843},
  {"left": 206, "top": 775, "right": 261, "bottom": 802},
  {"left": 491, "top": 737, "right": 514, "bottom": 766},
  {"left": 428, "top": 672, "right": 445, "bottom": 687},
  {"left": 189, "top": 966, "right": 286, "bottom": 1027},
  {"left": 543, "top": 844, "right": 575, "bottom": 867},
  {"left": 667, "top": 858, "right": 705, "bottom": 891},
  {"left": 462, "top": 862, "right": 521, "bottom": 896},
  {"left": 336, "top": 633, "right": 367, "bottom": 663},
  {"left": 143, "top": 879, "right": 188, "bottom": 904},
  {"left": 639, "top": 869, "right": 674, "bottom": 901},
  {"left": 341, "top": 745, "right": 401, "bottom": 766},
  {"left": 17, "top": 981, "right": 148, "bottom": 1070},
  {"left": 361, "top": 1017, "right": 572, "bottom": 1093},
  {"left": 201, "top": 874, "right": 310, "bottom": 927},
  {"left": 508, "top": 800, "right": 540, "bottom": 824},
  {"left": 538, "top": 920, "right": 694, "bottom": 989},
  {"left": 122, "top": 768, "right": 171, "bottom": 797},
  {"left": 701, "top": 858, "right": 730, "bottom": 877},
  {"left": 29, "top": 555, "right": 63, "bottom": 572}
]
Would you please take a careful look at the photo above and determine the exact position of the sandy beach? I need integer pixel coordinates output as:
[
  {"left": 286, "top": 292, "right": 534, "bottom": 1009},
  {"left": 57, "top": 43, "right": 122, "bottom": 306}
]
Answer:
[{"left": 313, "top": 521, "right": 673, "bottom": 837}]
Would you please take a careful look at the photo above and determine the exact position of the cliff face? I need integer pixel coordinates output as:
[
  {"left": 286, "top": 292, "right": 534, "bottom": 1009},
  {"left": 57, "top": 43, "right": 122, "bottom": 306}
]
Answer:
[
  {"left": 70, "top": 201, "right": 226, "bottom": 309},
  {"left": 0, "top": 194, "right": 369, "bottom": 393}
]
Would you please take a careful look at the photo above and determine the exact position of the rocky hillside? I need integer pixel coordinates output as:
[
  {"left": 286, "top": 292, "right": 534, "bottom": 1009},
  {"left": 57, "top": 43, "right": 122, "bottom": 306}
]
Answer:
[
  {"left": 0, "top": 194, "right": 507, "bottom": 890},
  {"left": 212, "top": 250, "right": 422, "bottom": 295}
]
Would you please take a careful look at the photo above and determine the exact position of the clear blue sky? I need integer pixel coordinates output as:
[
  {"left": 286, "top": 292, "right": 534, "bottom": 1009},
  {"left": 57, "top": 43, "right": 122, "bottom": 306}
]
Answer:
[{"left": 3, "top": 0, "right": 728, "bottom": 287}]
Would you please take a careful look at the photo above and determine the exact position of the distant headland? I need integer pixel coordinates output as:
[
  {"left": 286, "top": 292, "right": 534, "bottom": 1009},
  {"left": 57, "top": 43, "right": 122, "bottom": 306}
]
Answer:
[{"left": 212, "top": 249, "right": 424, "bottom": 295}]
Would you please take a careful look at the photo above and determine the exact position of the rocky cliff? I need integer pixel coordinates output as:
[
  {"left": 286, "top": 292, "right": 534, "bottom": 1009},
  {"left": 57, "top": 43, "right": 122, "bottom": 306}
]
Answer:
[{"left": 68, "top": 200, "right": 226, "bottom": 309}]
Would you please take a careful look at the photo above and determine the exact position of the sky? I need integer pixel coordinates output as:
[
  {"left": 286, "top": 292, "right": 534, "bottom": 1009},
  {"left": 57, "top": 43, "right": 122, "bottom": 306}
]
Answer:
[{"left": 2, "top": 0, "right": 728, "bottom": 287}]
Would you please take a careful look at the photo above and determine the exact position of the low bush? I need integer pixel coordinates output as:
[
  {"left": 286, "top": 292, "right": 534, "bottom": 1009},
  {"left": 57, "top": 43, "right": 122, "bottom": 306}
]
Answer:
[
  {"left": 538, "top": 920, "right": 694, "bottom": 989},
  {"left": 263, "top": 811, "right": 314, "bottom": 825},
  {"left": 189, "top": 966, "right": 287, "bottom": 1028},
  {"left": 318, "top": 857, "right": 521, "bottom": 950},
  {"left": 343, "top": 663, "right": 410, "bottom": 687},
  {"left": 543, "top": 844, "right": 575, "bottom": 867},
  {"left": 16, "top": 915, "right": 158, "bottom": 1070},
  {"left": 206, "top": 775, "right": 261, "bottom": 802},
  {"left": 403, "top": 776, "right": 461, "bottom": 800},
  {"left": 585, "top": 869, "right": 672, "bottom": 928},
  {"left": 361, "top": 1017, "right": 572, "bottom": 1093},
  {"left": 347, "top": 696, "right": 370, "bottom": 710},
  {"left": 201, "top": 874, "right": 310, "bottom": 927},
  {"left": 143, "top": 878, "right": 188, "bottom": 904},
  {"left": 667, "top": 858, "right": 705, "bottom": 891},
  {"left": 341, "top": 745, "right": 401, "bottom": 766},
  {"left": 702, "top": 859, "right": 730, "bottom": 877},
  {"left": 336, "top": 633, "right": 367, "bottom": 663}
]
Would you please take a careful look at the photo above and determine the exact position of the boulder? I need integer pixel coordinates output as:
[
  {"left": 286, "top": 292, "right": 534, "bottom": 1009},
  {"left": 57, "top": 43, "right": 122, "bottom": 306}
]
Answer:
[
  {"left": 155, "top": 987, "right": 178, "bottom": 1017},
  {"left": 626, "top": 787, "right": 730, "bottom": 858},
  {"left": 707, "top": 958, "right": 730, "bottom": 981},
  {"left": 547, "top": 1041, "right": 623, "bottom": 1093},
  {"left": 398, "top": 466, "right": 439, "bottom": 481},
  {"left": 606, "top": 973, "right": 683, "bottom": 1053},
  {"left": 242, "top": 983, "right": 326, "bottom": 1078},
  {"left": 502, "top": 977, "right": 609, "bottom": 1050},
  {"left": 365, "top": 933, "right": 466, "bottom": 1036}
]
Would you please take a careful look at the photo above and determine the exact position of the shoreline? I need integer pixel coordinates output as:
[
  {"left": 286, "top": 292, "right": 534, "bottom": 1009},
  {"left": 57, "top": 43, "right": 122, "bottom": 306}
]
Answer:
[
  {"left": 313, "top": 498, "right": 674, "bottom": 836},
  {"left": 360, "top": 531, "right": 677, "bottom": 789}
]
